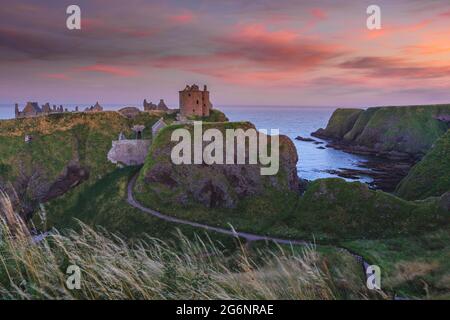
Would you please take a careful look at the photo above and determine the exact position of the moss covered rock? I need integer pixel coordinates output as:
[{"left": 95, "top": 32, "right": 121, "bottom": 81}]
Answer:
[{"left": 135, "top": 121, "right": 299, "bottom": 209}]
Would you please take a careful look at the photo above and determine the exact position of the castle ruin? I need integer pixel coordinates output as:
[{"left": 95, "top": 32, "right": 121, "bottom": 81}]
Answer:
[
  {"left": 179, "top": 84, "right": 212, "bottom": 117},
  {"left": 15, "top": 101, "right": 103, "bottom": 118}
]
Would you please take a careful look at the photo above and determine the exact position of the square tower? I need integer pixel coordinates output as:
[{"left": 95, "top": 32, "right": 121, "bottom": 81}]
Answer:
[{"left": 179, "top": 84, "right": 212, "bottom": 117}]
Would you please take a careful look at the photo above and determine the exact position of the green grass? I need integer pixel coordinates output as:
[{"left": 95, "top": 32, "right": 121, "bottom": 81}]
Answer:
[
  {"left": 2, "top": 192, "right": 378, "bottom": 300},
  {"left": 396, "top": 129, "right": 450, "bottom": 200},
  {"left": 343, "top": 225, "right": 450, "bottom": 299},
  {"left": 322, "top": 108, "right": 363, "bottom": 139},
  {"left": 134, "top": 174, "right": 448, "bottom": 242},
  {"left": 42, "top": 166, "right": 234, "bottom": 247}
]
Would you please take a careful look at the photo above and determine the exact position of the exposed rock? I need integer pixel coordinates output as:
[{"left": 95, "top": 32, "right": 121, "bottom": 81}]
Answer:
[
  {"left": 295, "top": 135, "right": 317, "bottom": 142},
  {"left": 42, "top": 163, "right": 89, "bottom": 202}
]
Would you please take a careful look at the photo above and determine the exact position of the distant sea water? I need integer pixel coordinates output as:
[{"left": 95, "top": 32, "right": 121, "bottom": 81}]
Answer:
[{"left": 0, "top": 103, "right": 372, "bottom": 183}]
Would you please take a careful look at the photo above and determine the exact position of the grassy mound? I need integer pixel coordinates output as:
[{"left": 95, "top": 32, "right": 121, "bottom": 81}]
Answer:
[{"left": 396, "top": 130, "right": 450, "bottom": 200}]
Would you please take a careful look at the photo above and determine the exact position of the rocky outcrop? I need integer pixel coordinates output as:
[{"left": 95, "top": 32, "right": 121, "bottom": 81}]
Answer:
[
  {"left": 312, "top": 105, "right": 450, "bottom": 160},
  {"left": 135, "top": 122, "right": 300, "bottom": 209}
]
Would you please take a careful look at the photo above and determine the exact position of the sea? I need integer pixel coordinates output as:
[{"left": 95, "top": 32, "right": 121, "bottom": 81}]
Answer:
[{"left": 0, "top": 103, "right": 372, "bottom": 183}]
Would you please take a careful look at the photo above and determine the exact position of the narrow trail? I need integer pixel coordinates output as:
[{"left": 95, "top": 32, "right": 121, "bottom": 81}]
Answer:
[{"left": 127, "top": 174, "right": 371, "bottom": 275}]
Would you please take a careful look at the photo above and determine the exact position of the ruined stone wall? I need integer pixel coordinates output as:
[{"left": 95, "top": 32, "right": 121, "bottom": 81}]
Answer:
[
  {"left": 107, "top": 139, "right": 151, "bottom": 166},
  {"left": 180, "top": 90, "right": 204, "bottom": 116}
]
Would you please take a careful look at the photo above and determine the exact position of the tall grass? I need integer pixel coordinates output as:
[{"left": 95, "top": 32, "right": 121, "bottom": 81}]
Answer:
[{"left": 0, "top": 193, "right": 374, "bottom": 300}]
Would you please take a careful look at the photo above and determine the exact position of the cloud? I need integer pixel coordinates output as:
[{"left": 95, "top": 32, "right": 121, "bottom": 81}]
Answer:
[
  {"left": 76, "top": 64, "right": 138, "bottom": 77},
  {"left": 340, "top": 57, "right": 450, "bottom": 79},
  {"left": 168, "top": 11, "right": 196, "bottom": 24},
  {"left": 150, "top": 23, "right": 345, "bottom": 84},
  {"left": 310, "top": 8, "right": 327, "bottom": 20}
]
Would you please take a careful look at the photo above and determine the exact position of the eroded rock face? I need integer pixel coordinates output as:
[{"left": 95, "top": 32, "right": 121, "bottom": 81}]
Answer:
[
  {"left": 42, "top": 163, "right": 89, "bottom": 202},
  {"left": 138, "top": 123, "right": 300, "bottom": 208},
  {"left": 0, "top": 161, "right": 89, "bottom": 220}
]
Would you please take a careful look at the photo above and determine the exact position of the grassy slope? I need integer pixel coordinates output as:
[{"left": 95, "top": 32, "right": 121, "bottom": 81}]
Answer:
[
  {"left": 344, "top": 226, "right": 450, "bottom": 299},
  {"left": 41, "top": 166, "right": 236, "bottom": 246},
  {"left": 396, "top": 130, "right": 450, "bottom": 200},
  {"left": 353, "top": 105, "right": 449, "bottom": 155}
]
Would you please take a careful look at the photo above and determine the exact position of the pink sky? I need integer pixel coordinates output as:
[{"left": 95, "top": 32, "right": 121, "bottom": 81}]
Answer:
[{"left": 0, "top": 0, "right": 449, "bottom": 107}]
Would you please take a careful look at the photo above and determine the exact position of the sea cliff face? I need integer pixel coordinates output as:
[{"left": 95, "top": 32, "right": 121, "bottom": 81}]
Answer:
[{"left": 312, "top": 104, "right": 450, "bottom": 160}]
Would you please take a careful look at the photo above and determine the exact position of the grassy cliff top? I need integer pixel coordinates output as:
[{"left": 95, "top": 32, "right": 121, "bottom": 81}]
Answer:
[{"left": 317, "top": 104, "right": 450, "bottom": 156}]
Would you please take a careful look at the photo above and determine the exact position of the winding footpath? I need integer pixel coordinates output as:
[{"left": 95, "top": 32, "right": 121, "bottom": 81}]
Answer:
[{"left": 127, "top": 174, "right": 371, "bottom": 275}]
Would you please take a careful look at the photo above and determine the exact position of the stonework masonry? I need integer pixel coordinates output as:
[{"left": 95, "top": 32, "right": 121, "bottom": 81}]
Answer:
[
  {"left": 179, "top": 84, "right": 212, "bottom": 117},
  {"left": 107, "top": 139, "right": 151, "bottom": 166}
]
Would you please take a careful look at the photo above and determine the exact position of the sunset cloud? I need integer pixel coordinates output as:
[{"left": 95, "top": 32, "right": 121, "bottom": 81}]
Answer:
[
  {"left": 0, "top": 0, "right": 449, "bottom": 106},
  {"left": 76, "top": 64, "right": 138, "bottom": 77}
]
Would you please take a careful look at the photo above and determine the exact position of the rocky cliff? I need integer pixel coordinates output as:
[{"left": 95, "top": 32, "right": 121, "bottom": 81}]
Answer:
[
  {"left": 135, "top": 122, "right": 299, "bottom": 209},
  {"left": 313, "top": 104, "right": 450, "bottom": 160}
]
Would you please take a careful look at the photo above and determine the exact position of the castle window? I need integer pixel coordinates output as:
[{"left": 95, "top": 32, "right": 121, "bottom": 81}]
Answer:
[{"left": 196, "top": 100, "right": 199, "bottom": 104}]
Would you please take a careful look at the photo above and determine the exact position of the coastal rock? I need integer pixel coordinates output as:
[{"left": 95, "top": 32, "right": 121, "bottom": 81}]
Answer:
[
  {"left": 136, "top": 122, "right": 300, "bottom": 208},
  {"left": 312, "top": 105, "right": 450, "bottom": 192},
  {"left": 312, "top": 105, "right": 450, "bottom": 159},
  {"left": 295, "top": 135, "right": 317, "bottom": 142}
]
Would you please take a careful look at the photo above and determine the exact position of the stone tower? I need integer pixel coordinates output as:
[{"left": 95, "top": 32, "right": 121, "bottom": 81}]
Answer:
[{"left": 179, "top": 84, "right": 212, "bottom": 117}]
